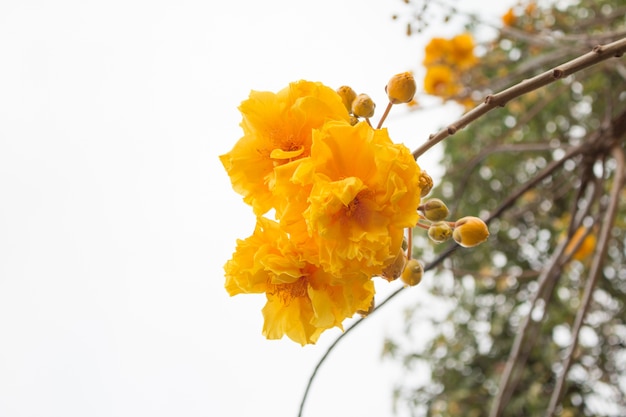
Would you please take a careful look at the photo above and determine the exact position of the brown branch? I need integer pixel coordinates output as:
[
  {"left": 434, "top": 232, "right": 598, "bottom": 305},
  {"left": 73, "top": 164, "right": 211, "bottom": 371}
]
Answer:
[
  {"left": 488, "top": 107, "right": 626, "bottom": 416},
  {"left": 487, "top": 217, "right": 576, "bottom": 417},
  {"left": 545, "top": 146, "right": 626, "bottom": 417},
  {"left": 412, "top": 37, "right": 626, "bottom": 160},
  {"left": 487, "top": 171, "right": 603, "bottom": 417}
]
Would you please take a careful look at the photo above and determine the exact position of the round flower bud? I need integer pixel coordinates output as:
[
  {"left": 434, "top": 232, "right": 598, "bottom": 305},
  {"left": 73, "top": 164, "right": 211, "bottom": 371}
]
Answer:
[
  {"left": 419, "top": 171, "right": 434, "bottom": 197},
  {"left": 381, "top": 249, "right": 407, "bottom": 282},
  {"left": 428, "top": 221, "right": 453, "bottom": 243},
  {"left": 453, "top": 216, "right": 490, "bottom": 248},
  {"left": 385, "top": 72, "right": 417, "bottom": 104},
  {"left": 352, "top": 94, "right": 376, "bottom": 118},
  {"left": 421, "top": 198, "right": 449, "bottom": 221},
  {"left": 337, "top": 85, "right": 357, "bottom": 113},
  {"left": 401, "top": 259, "right": 423, "bottom": 286}
]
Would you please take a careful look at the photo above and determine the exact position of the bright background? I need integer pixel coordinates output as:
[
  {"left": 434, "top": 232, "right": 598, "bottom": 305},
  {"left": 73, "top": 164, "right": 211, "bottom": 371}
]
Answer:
[{"left": 0, "top": 1, "right": 513, "bottom": 416}]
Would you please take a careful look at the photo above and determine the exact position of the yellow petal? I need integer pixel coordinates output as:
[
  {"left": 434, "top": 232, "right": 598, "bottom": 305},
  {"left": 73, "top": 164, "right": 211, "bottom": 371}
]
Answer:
[{"left": 270, "top": 146, "right": 304, "bottom": 160}]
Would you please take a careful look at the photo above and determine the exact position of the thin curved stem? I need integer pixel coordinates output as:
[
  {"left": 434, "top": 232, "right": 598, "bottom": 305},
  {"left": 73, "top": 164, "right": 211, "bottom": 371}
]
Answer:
[
  {"left": 377, "top": 102, "right": 394, "bottom": 129},
  {"left": 296, "top": 243, "right": 459, "bottom": 417}
]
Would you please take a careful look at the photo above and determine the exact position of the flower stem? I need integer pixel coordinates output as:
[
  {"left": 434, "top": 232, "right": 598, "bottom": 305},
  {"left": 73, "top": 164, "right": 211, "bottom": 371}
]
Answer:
[{"left": 376, "top": 102, "right": 393, "bottom": 129}]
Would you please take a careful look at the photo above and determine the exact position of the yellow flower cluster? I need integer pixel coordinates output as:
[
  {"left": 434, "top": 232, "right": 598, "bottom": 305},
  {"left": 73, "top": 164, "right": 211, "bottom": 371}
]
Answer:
[
  {"left": 423, "top": 33, "right": 477, "bottom": 105},
  {"left": 220, "top": 80, "right": 423, "bottom": 345}
]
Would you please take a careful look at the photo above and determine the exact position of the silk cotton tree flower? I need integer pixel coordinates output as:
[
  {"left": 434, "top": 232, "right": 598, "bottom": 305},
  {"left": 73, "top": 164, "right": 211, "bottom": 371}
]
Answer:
[
  {"left": 224, "top": 217, "right": 375, "bottom": 345},
  {"left": 219, "top": 81, "right": 351, "bottom": 216},
  {"left": 292, "top": 121, "right": 422, "bottom": 277},
  {"left": 221, "top": 78, "right": 489, "bottom": 345}
]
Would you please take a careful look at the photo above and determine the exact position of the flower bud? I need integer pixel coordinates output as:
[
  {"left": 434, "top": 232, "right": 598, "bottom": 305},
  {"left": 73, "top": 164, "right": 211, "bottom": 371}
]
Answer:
[
  {"left": 401, "top": 259, "right": 423, "bottom": 286},
  {"left": 453, "top": 216, "right": 490, "bottom": 247},
  {"left": 336, "top": 86, "right": 357, "bottom": 113},
  {"left": 421, "top": 198, "right": 449, "bottom": 221},
  {"left": 352, "top": 94, "right": 376, "bottom": 118},
  {"left": 418, "top": 171, "right": 434, "bottom": 197},
  {"left": 385, "top": 72, "right": 417, "bottom": 104},
  {"left": 381, "top": 249, "right": 407, "bottom": 282},
  {"left": 428, "top": 221, "right": 453, "bottom": 243}
]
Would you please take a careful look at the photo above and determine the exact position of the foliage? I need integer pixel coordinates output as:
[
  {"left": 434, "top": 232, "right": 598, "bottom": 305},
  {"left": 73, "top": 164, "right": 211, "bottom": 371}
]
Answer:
[{"left": 385, "top": 1, "right": 626, "bottom": 416}]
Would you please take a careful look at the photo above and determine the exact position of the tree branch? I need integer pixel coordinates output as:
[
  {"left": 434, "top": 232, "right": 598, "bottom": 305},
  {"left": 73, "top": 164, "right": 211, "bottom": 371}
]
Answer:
[
  {"left": 545, "top": 145, "right": 626, "bottom": 417},
  {"left": 412, "top": 37, "right": 626, "bottom": 160}
]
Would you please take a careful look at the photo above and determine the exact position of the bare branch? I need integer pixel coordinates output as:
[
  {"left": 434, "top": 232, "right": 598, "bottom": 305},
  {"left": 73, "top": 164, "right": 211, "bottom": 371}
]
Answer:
[
  {"left": 545, "top": 145, "right": 626, "bottom": 417},
  {"left": 412, "top": 37, "right": 626, "bottom": 160}
]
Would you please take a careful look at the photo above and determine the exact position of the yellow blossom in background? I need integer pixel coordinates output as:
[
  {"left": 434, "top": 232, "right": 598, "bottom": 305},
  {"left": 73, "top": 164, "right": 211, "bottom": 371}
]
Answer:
[
  {"left": 219, "top": 81, "right": 350, "bottom": 216},
  {"left": 564, "top": 226, "right": 597, "bottom": 261},
  {"left": 224, "top": 217, "right": 374, "bottom": 345},
  {"left": 449, "top": 33, "right": 478, "bottom": 69},
  {"left": 424, "top": 65, "right": 461, "bottom": 97},
  {"left": 423, "top": 37, "right": 451, "bottom": 66},
  {"left": 525, "top": 2, "right": 537, "bottom": 15},
  {"left": 293, "top": 121, "right": 422, "bottom": 276},
  {"left": 423, "top": 34, "right": 477, "bottom": 69},
  {"left": 421, "top": 33, "right": 477, "bottom": 105},
  {"left": 502, "top": 7, "right": 516, "bottom": 26}
]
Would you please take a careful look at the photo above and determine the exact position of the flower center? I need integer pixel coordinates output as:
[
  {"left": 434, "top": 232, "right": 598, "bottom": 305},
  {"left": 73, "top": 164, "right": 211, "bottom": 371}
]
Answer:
[
  {"left": 343, "top": 190, "right": 371, "bottom": 224},
  {"left": 267, "top": 276, "right": 309, "bottom": 304}
]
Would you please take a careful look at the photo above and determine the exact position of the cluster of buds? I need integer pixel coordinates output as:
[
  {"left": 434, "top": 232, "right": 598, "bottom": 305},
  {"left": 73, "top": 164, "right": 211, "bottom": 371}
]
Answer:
[
  {"left": 338, "top": 72, "right": 417, "bottom": 128},
  {"left": 418, "top": 195, "right": 489, "bottom": 248},
  {"left": 376, "top": 170, "right": 489, "bottom": 293}
]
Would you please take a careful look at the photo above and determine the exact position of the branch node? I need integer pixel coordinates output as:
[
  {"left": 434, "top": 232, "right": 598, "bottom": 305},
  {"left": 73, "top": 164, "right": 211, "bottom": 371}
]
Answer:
[
  {"left": 484, "top": 94, "right": 495, "bottom": 104},
  {"left": 552, "top": 68, "right": 565, "bottom": 79},
  {"left": 447, "top": 126, "right": 458, "bottom": 135}
]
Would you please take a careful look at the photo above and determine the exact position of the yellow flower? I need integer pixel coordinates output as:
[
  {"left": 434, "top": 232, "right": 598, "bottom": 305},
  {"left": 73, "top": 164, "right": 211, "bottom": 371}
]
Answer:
[
  {"left": 502, "top": 7, "right": 516, "bottom": 26},
  {"left": 450, "top": 33, "right": 478, "bottom": 69},
  {"left": 564, "top": 226, "right": 597, "bottom": 261},
  {"left": 424, "top": 65, "right": 461, "bottom": 97},
  {"left": 219, "top": 81, "right": 350, "bottom": 216},
  {"left": 424, "top": 34, "right": 477, "bottom": 69},
  {"left": 293, "top": 121, "right": 421, "bottom": 276},
  {"left": 423, "top": 37, "right": 451, "bottom": 66},
  {"left": 224, "top": 217, "right": 374, "bottom": 345}
]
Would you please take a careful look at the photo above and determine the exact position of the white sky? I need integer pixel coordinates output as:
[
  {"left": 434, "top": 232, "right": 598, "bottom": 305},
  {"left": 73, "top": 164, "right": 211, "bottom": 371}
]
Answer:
[{"left": 0, "top": 1, "right": 513, "bottom": 416}]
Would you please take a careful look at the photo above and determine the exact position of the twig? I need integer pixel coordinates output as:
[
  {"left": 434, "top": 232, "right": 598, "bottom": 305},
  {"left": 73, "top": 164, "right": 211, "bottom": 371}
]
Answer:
[
  {"left": 487, "top": 224, "right": 573, "bottom": 417},
  {"left": 487, "top": 174, "right": 599, "bottom": 417},
  {"left": 545, "top": 144, "right": 626, "bottom": 417},
  {"left": 412, "top": 37, "right": 626, "bottom": 160},
  {"left": 296, "top": 243, "right": 458, "bottom": 417}
]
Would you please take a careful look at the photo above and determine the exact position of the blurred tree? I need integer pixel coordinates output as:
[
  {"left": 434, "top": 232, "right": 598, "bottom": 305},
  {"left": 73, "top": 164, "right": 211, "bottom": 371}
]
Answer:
[{"left": 384, "top": 1, "right": 626, "bottom": 416}]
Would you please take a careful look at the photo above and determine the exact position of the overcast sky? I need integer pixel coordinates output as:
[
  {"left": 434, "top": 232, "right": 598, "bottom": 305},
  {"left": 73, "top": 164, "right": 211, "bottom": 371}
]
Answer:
[{"left": 0, "top": 1, "right": 514, "bottom": 416}]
